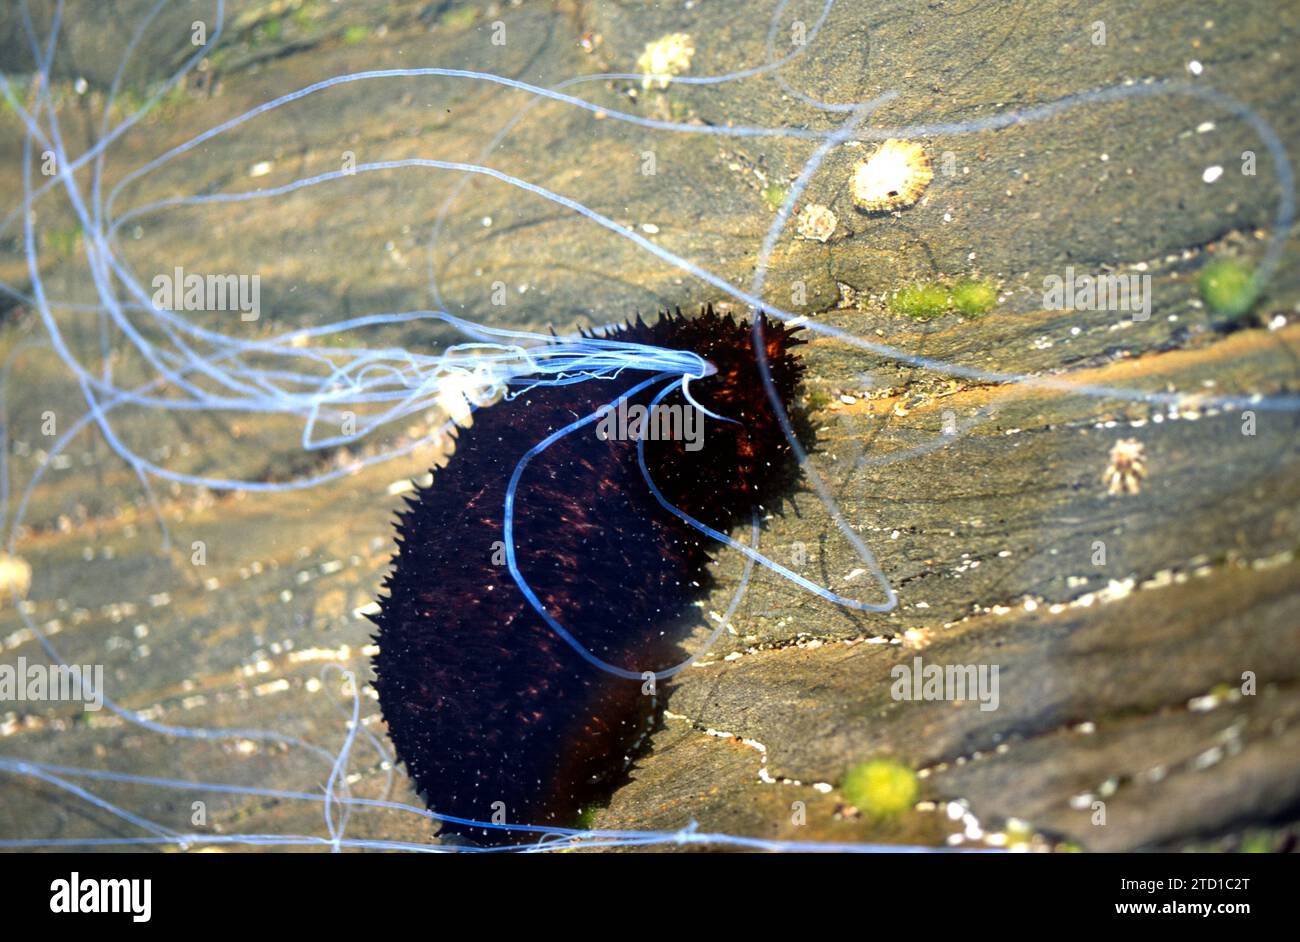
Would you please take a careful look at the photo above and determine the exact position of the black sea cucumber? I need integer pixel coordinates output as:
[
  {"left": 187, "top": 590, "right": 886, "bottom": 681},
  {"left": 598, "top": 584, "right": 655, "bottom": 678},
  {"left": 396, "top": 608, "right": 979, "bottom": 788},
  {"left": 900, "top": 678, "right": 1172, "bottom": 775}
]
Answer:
[{"left": 371, "top": 306, "right": 808, "bottom": 844}]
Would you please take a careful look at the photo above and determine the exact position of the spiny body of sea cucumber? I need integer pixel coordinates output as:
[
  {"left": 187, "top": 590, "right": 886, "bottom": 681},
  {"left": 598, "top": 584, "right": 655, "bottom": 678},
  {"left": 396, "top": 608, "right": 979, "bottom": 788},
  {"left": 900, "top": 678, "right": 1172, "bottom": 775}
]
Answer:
[{"left": 371, "top": 306, "right": 807, "bottom": 845}]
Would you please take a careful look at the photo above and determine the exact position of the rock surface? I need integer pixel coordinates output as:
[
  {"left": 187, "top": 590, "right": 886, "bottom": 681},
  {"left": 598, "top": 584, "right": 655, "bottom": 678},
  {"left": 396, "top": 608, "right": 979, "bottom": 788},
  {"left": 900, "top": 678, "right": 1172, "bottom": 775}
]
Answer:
[{"left": 0, "top": 0, "right": 1297, "bottom": 851}]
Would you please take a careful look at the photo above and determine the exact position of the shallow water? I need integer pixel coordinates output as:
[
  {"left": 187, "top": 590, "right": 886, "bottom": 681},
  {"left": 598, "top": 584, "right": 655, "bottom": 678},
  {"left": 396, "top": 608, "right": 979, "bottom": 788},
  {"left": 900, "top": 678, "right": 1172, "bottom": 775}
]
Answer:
[{"left": 0, "top": 0, "right": 1298, "bottom": 852}]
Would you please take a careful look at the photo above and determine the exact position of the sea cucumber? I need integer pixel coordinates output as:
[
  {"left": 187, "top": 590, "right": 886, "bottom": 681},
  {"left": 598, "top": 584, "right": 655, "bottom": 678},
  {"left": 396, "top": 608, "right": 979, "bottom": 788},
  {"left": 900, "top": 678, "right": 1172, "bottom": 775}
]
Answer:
[{"left": 371, "top": 306, "right": 807, "bottom": 844}]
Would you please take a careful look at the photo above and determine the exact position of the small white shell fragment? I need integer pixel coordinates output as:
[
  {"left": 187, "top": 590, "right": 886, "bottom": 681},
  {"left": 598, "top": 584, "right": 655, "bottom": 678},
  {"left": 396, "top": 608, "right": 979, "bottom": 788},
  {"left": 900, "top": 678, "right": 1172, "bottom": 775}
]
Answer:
[
  {"left": 353, "top": 600, "right": 382, "bottom": 619},
  {"left": 1202, "top": 165, "right": 1223, "bottom": 183},
  {"left": 851, "top": 139, "right": 933, "bottom": 212}
]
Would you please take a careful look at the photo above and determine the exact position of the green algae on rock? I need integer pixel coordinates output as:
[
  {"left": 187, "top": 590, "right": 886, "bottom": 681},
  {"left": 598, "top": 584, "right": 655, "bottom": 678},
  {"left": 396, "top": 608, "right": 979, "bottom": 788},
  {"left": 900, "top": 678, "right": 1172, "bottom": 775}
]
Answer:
[
  {"left": 842, "top": 759, "right": 919, "bottom": 818},
  {"left": 889, "top": 283, "right": 951, "bottom": 320},
  {"left": 1199, "top": 258, "right": 1258, "bottom": 318},
  {"left": 951, "top": 278, "right": 999, "bottom": 317}
]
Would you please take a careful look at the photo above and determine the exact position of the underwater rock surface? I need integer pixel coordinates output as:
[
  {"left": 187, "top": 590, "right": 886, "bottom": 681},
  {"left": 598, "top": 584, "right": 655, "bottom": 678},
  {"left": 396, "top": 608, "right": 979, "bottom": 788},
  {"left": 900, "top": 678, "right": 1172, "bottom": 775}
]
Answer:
[{"left": 1, "top": 0, "right": 1298, "bottom": 851}]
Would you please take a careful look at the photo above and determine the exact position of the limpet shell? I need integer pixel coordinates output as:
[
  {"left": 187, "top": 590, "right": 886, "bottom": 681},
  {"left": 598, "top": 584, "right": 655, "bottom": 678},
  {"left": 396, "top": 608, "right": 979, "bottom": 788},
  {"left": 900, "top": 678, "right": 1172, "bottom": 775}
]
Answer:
[{"left": 851, "top": 139, "right": 933, "bottom": 212}]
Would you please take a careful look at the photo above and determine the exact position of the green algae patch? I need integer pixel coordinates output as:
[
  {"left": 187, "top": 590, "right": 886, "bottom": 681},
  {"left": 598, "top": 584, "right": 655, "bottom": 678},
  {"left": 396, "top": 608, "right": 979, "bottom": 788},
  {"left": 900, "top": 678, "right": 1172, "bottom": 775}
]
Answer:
[
  {"left": 762, "top": 183, "right": 791, "bottom": 212},
  {"left": 951, "top": 278, "right": 998, "bottom": 316},
  {"left": 1199, "top": 259, "right": 1257, "bottom": 318},
  {"left": 889, "top": 283, "right": 950, "bottom": 320},
  {"left": 805, "top": 388, "right": 832, "bottom": 411},
  {"left": 842, "top": 759, "right": 919, "bottom": 817}
]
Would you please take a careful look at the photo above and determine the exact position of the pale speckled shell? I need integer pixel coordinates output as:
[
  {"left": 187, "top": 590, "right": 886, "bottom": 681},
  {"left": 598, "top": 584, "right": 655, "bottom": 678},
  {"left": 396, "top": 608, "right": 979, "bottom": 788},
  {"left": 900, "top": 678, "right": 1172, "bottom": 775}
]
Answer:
[
  {"left": 851, "top": 139, "right": 933, "bottom": 212},
  {"left": 795, "top": 203, "right": 838, "bottom": 242}
]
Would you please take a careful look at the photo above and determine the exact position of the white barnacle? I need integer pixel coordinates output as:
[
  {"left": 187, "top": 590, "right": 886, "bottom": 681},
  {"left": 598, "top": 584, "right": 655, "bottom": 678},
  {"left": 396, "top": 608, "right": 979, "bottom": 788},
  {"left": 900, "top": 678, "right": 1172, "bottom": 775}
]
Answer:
[
  {"left": 1103, "top": 438, "right": 1147, "bottom": 495},
  {"left": 636, "top": 33, "right": 695, "bottom": 90},
  {"left": 0, "top": 553, "right": 31, "bottom": 605}
]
